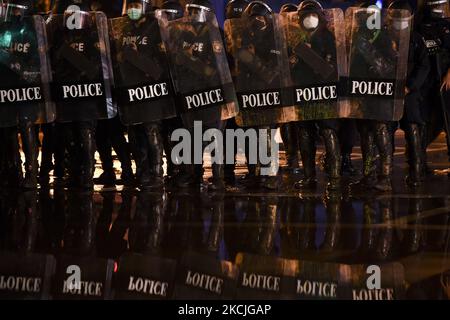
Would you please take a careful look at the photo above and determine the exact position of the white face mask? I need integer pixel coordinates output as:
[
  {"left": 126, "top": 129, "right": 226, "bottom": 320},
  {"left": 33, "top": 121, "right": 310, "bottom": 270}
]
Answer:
[
  {"left": 127, "top": 7, "right": 143, "bottom": 20},
  {"left": 302, "top": 14, "right": 319, "bottom": 29},
  {"left": 393, "top": 20, "right": 409, "bottom": 31}
]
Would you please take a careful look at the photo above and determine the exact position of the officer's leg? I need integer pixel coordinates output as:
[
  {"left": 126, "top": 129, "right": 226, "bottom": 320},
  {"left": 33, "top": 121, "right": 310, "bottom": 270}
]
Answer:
[
  {"left": 223, "top": 118, "right": 238, "bottom": 185},
  {"left": 176, "top": 125, "right": 202, "bottom": 189},
  {"left": 2, "top": 126, "right": 22, "bottom": 187},
  {"left": 142, "top": 121, "right": 164, "bottom": 190},
  {"left": 109, "top": 116, "right": 134, "bottom": 185},
  {"left": 95, "top": 119, "right": 116, "bottom": 186},
  {"left": 339, "top": 119, "right": 359, "bottom": 176},
  {"left": 128, "top": 124, "right": 148, "bottom": 189},
  {"left": 373, "top": 121, "right": 394, "bottom": 192},
  {"left": 259, "top": 126, "right": 279, "bottom": 190},
  {"left": 319, "top": 120, "right": 341, "bottom": 191},
  {"left": 19, "top": 120, "right": 38, "bottom": 190},
  {"left": 403, "top": 121, "right": 424, "bottom": 187},
  {"left": 65, "top": 123, "right": 79, "bottom": 187},
  {"left": 206, "top": 121, "right": 226, "bottom": 191},
  {"left": 54, "top": 123, "right": 67, "bottom": 182},
  {"left": 39, "top": 123, "right": 55, "bottom": 186},
  {"left": 0, "top": 129, "right": 4, "bottom": 187},
  {"left": 352, "top": 120, "right": 377, "bottom": 188},
  {"left": 295, "top": 121, "right": 317, "bottom": 190},
  {"left": 421, "top": 122, "right": 432, "bottom": 175},
  {"left": 163, "top": 116, "right": 185, "bottom": 182},
  {"left": 281, "top": 122, "right": 300, "bottom": 170},
  {"left": 78, "top": 120, "right": 96, "bottom": 190},
  {"left": 243, "top": 126, "right": 261, "bottom": 186}
]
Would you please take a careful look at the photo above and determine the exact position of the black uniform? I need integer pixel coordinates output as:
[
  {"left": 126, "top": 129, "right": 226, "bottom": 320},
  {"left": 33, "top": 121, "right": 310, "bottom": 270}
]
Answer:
[
  {"left": 111, "top": 2, "right": 176, "bottom": 190},
  {"left": 48, "top": 3, "right": 110, "bottom": 190},
  {"left": 420, "top": 16, "right": 450, "bottom": 165},
  {"left": 160, "top": 0, "right": 185, "bottom": 183},
  {"left": 399, "top": 31, "right": 430, "bottom": 187},
  {"left": 291, "top": 24, "right": 342, "bottom": 191},
  {"left": 172, "top": 6, "right": 228, "bottom": 190},
  {"left": 0, "top": 1, "right": 42, "bottom": 190},
  {"left": 91, "top": 0, "right": 134, "bottom": 188},
  {"left": 350, "top": 23, "right": 398, "bottom": 192}
]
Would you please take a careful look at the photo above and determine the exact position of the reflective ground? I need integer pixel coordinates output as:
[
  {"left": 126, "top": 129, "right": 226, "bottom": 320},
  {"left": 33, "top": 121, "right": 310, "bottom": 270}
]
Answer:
[{"left": 0, "top": 132, "right": 449, "bottom": 300}]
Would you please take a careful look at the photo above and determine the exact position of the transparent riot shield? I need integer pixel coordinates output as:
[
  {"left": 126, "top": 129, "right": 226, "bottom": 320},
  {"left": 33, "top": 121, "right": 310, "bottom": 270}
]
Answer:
[
  {"left": 224, "top": 13, "right": 296, "bottom": 127},
  {"left": 109, "top": 12, "right": 177, "bottom": 125},
  {"left": 46, "top": 11, "right": 116, "bottom": 122},
  {"left": 158, "top": 10, "right": 239, "bottom": 128},
  {"left": 343, "top": 7, "right": 411, "bottom": 121},
  {"left": 282, "top": 8, "right": 346, "bottom": 120},
  {"left": 0, "top": 15, "right": 55, "bottom": 127}
]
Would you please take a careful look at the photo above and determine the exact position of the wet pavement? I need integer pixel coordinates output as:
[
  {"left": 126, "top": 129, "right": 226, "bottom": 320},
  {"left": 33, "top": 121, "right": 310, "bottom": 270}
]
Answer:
[{"left": 0, "top": 133, "right": 449, "bottom": 300}]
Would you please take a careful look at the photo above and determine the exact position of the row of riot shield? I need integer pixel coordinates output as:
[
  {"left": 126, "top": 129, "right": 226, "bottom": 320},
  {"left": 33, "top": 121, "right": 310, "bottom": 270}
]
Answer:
[
  {"left": 0, "top": 15, "right": 54, "bottom": 127},
  {"left": 0, "top": 6, "right": 411, "bottom": 130},
  {"left": 0, "top": 11, "right": 115, "bottom": 128},
  {"left": 224, "top": 6, "right": 412, "bottom": 125}
]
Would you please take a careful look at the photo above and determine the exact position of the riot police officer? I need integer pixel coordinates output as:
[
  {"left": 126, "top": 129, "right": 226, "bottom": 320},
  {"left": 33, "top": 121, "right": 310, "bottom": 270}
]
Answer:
[
  {"left": 172, "top": 0, "right": 233, "bottom": 191},
  {"left": 229, "top": 0, "right": 284, "bottom": 190},
  {"left": 90, "top": 0, "right": 135, "bottom": 188},
  {"left": 0, "top": 0, "right": 44, "bottom": 190},
  {"left": 420, "top": 0, "right": 450, "bottom": 177},
  {"left": 279, "top": 3, "right": 301, "bottom": 173},
  {"left": 48, "top": 1, "right": 115, "bottom": 190},
  {"left": 114, "top": 0, "right": 168, "bottom": 190},
  {"left": 223, "top": 0, "right": 249, "bottom": 185},
  {"left": 349, "top": 1, "right": 400, "bottom": 192},
  {"left": 293, "top": 0, "right": 342, "bottom": 191},
  {"left": 390, "top": 0, "right": 430, "bottom": 188},
  {"left": 159, "top": 0, "right": 185, "bottom": 185}
]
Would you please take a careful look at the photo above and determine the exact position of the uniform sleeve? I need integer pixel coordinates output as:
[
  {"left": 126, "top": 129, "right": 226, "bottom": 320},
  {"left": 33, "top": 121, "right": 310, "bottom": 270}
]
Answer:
[{"left": 407, "top": 33, "right": 430, "bottom": 92}]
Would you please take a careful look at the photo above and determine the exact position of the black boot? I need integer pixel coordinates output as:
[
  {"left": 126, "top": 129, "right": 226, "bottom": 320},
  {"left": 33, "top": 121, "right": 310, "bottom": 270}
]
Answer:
[
  {"left": 281, "top": 123, "right": 300, "bottom": 170},
  {"left": 209, "top": 163, "right": 225, "bottom": 191},
  {"left": 421, "top": 123, "right": 433, "bottom": 175},
  {"left": 243, "top": 137, "right": 260, "bottom": 187},
  {"left": 39, "top": 124, "right": 55, "bottom": 187},
  {"left": 373, "top": 123, "right": 393, "bottom": 192},
  {"left": 78, "top": 123, "right": 96, "bottom": 190},
  {"left": 142, "top": 123, "right": 164, "bottom": 190},
  {"left": 260, "top": 127, "right": 279, "bottom": 190},
  {"left": 20, "top": 122, "right": 38, "bottom": 190},
  {"left": 295, "top": 125, "right": 317, "bottom": 190},
  {"left": 352, "top": 122, "right": 377, "bottom": 189},
  {"left": 405, "top": 123, "right": 424, "bottom": 188},
  {"left": 94, "top": 170, "right": 117, "bottom": 187},
  {"left": 321, "top": 128, "right": 342, "bottom": 191},
  {"left": 116, "top": 141, "right": 134, "bottom": 187},
  {"left": 176, "top": 164, "right": 202, "bottom": 188}
]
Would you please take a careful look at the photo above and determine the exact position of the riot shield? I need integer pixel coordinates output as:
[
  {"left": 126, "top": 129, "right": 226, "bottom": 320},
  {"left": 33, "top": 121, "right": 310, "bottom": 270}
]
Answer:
[
  {"left": 343, "top": 7, "right": 411, "bottom": 121},
  {"left": 282, "top": 9, "right": 346, "bottom": 120},
  {"left": 46, "top": 11, "right": 116, "bottom": 122},
  {"left": 0, "top": 15, "right": 55, "bottom": 128},
  {"left": 224, "top": 13, "right": 295, "bottom": 127},
  {"left": 109, "top": 13, "right": 177, "bottom": 125},
  {"left": 158, "top": 10, "right": 238, "bottom": 128}
]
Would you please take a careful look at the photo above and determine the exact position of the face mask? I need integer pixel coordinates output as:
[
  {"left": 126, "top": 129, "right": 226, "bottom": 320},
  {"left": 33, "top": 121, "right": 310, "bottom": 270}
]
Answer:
[
  {"left": 303, "top": 14, "right": 319, "bottom": 30},
  {"left": 127, "top": 8, "right": 142, "bottom": 20},
  {"left": 393, "top": 20, "right": 409, "bottom": 31}
]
